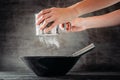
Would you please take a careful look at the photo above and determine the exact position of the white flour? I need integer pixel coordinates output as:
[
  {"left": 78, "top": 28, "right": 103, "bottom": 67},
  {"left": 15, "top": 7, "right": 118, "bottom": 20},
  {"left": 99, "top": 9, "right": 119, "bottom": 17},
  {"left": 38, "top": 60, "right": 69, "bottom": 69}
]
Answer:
[{"left": 39, "top": 35, "right": 60, "bottom": 48}]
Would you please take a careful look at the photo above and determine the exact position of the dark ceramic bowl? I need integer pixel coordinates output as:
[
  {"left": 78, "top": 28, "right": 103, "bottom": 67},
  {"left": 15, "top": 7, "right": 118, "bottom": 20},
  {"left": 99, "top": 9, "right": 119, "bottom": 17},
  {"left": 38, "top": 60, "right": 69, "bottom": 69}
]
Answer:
[
  {"left": 22, "top": 43, "right": 95, "bottom": 77},
  {"left": 22, "top": 56, "right": 79, "bottom": 77}
]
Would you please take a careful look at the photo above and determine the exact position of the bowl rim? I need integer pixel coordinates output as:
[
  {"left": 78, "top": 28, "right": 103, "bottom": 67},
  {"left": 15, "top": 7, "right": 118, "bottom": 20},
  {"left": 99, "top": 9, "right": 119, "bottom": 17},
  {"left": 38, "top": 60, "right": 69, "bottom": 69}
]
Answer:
[{"left": 20, "top": 56, "right": 78, "bottom": 59}]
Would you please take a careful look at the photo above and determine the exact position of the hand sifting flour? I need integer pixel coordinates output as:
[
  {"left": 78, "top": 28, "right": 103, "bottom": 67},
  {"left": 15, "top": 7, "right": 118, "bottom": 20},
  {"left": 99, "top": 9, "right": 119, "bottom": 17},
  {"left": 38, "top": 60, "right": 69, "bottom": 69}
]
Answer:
[{"left": 35, "top": 14, "right": 60, "bottom": 48}]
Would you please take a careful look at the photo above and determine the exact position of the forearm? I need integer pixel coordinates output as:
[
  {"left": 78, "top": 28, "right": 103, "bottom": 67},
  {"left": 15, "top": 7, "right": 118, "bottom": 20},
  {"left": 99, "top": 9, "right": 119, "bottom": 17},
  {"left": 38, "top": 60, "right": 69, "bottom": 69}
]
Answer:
[
  {"left": 82, "top": 9, "right": 120, "bottom": 29},
  {"left": 69, "top": 0, "right": 120, "bottom": 16}
]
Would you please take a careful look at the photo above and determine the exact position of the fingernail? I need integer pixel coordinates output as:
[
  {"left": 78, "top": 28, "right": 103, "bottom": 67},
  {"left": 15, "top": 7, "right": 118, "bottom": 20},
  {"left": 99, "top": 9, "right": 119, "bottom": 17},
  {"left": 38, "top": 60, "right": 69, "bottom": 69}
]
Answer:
[
  {"left": 40, "top": 27, "right": 43, "bottom": 30},
  {"left": 44, "top": 28, "right": 49, "bottom": 33},
  {"left": 38, "top": 16, "right": 44, "bottom": 24},
  {"left": 36, "top": 15, "right": 38, "bottom": 19},
  {"left": 36, "top": 21, "right": 39, "bottom": 25},
  {"left": 39, "top": 16, "right": 43, "bottom": 20},
  {"left": 44, "top": 29, "right": 47, "bottom": 33}
]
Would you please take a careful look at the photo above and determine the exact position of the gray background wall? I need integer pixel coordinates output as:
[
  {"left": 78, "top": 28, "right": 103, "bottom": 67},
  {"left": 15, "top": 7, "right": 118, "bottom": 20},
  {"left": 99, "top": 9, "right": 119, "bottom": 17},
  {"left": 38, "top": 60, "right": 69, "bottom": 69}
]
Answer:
[{"left": 0, "top": 0, "right": 120, "bottom": 72}]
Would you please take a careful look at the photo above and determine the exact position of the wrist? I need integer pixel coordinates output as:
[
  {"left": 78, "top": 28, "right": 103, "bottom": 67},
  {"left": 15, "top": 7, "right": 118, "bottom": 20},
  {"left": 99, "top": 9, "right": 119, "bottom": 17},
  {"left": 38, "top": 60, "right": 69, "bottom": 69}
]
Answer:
[{"left": 82, "top": 16, "right": 100, "bottom": 30}]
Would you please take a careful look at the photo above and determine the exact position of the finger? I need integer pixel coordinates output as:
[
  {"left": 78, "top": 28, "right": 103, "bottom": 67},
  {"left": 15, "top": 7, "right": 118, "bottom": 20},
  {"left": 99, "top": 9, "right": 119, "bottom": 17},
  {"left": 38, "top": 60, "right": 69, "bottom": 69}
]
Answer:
[
  {"left": 36, "top": 16, "right": 44, "bottom": 25},
  {"left": 66, "top": 22, "right": 70, "bottom": 31},
  {"left": 66, "top": 24, "right": 72, "bottom": 32},
  {"left": 67, "top": 27, "right": 74, "bottom": 32},
  {"left": 36, "top": 13, "right": 52, "bottom": 25},
  {"left": 37, "top": 9, "right": 51, "bottom": 19},
  {"left": 70, "top": 26, "right": 81, "bottom": 32},
  {"left": 44, "top": 21, "right": 58, "bottom": 33},
  {"left": 68, "top": 22, "right": 72, "bottom": 32},
  {"left": 40, "top": 17, "right": 55, "bottom": 30},
  {"left": 70, "top": 26, "right": 76, "bottom": 32},
  {"left": 59, "top": 24, "right": 64, "bottom": 30}
]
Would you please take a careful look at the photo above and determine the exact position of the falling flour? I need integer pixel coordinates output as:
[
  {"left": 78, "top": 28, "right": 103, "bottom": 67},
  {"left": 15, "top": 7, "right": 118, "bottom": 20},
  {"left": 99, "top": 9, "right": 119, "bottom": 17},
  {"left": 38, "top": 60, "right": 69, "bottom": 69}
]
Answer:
[{"left": 39, "top": 36, "right": 60, "bottom": 48}]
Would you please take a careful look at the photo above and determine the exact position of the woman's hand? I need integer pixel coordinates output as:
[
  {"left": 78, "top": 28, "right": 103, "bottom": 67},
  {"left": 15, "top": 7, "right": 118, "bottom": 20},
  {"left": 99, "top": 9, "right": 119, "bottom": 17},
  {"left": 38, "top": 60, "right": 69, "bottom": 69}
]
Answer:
[
  {"left": 59, "top": 18, "right": 87, "bottom": 32},
  {"left": 36, "top": 7, "right": 78, "bottom": 33},
  {"left": 61, "top": 9, "right": 120, "bottom": 32}
]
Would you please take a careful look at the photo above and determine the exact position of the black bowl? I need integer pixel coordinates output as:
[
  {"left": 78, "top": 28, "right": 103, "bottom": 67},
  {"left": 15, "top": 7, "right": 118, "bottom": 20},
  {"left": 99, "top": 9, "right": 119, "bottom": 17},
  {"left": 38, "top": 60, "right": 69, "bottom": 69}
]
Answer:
[
  {"left": 22, "top": 56, "right": 79, "bottom": 77},
  {"left": 21, "top": 43, "right": 95, "bottom": 77}
]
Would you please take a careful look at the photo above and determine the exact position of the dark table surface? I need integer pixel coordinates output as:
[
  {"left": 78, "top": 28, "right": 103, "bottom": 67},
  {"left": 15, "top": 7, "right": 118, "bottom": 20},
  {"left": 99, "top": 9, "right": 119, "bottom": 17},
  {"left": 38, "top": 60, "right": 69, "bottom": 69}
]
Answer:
[{"left": 0, "top": 72, "right": 120, "bottom": 80}]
